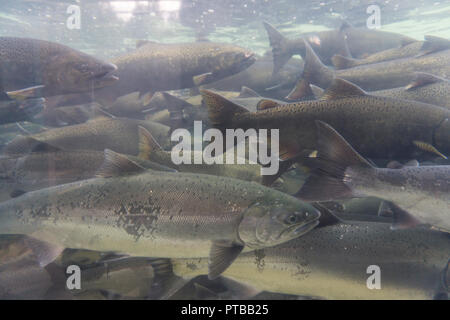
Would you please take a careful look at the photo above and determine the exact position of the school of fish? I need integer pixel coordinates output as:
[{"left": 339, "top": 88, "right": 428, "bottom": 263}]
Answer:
[{"left": 0, "top": 13, "right": 448, "bottom": 301}]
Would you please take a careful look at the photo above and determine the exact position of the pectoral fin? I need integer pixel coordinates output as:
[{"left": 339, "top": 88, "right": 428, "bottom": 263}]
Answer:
[
  {"left": 413, "top": 140, "right": 447, "bottom": 159},
  {"left": 193, "top": 72, "right": 214, "bottom": 86},
  {"left": 95, "top": 149, "right": 146, "bottom": 178},
  {"left": 387, "top": 202, "right": 422, "bottom": 230},
  {"left": 24, "top": 237, "right": 64, "bottom": 267},
  {"left": 6, "top": 85, "right": 45, "bottom": 101},
  {"left": 138, "top": 125, "right": 164, "bottom": 160},
  {"left": 208, "top": 241, "right": 244, "bottom": 280},
  {"left": 405, "top": 72, "right": 446, "bottom": 90},
  {"left": 201, "top": 89, "right": 249, "bottom": 129}
]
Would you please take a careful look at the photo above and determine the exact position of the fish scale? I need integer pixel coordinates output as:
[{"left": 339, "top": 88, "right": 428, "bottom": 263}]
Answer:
[
  {"left": 171, "top": 222, "right": 450, "bottom": 300},
  {"left": 0, "top": 167, "right": 320, "bottom": 279},
  {"left": 202, "top": 82, "right": 450, "bottom": 160}
]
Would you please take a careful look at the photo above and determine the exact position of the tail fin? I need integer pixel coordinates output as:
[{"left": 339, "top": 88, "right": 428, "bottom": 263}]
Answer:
[
  {"left": 293, "top": 41, "right": 334, "bottom": 100},
  {"left": 200, "top": 89, "right": 249, "bottom": 130},
  {"left": 331, "top": 54, "right": 360, "bottom": 69},
  {"left": 263, "top": 22, "right": 294, "bottom": 75},
  {"left": 296, "top": 121, "right": 373, "bottom": 201}
]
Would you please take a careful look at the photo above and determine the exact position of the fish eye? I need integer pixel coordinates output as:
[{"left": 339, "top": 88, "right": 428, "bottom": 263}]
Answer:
[
  {"left": 78, "top": 64, "right": 90, "bottom": 74},
  {"left": 285, "top": 213, "right": 299, "bottom": 225}
]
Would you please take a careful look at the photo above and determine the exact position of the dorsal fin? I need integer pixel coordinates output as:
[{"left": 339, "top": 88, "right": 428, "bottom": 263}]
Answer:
[
  {"left": 96, "top": 149, "right": 146, "bottom": 178},
  {"left": 238, "top": 86, "right": 260, "bottom": 98},
  {"left": 312, "top": 202, "right": 344, "bottom": 228},
  {"left": 256, "top": 99, "right": 280, "bottom": 111},
  {"left": 321, "top": 78, "right": 367, "bottom": 100},
  {"left": 138, "top": 125, "right": 163, "bottom": 160},
  {"left": 201, "top": 89, "right": 249, "bottom": 128},
  {"left": 418, "top": 35, "right": 450, "bottom": 56},
  {"left": 286, "top": 78, "right": 314, "bottom": 100},
  {"left": 405, "top": 72, "right": 446, "bottom": 90}
]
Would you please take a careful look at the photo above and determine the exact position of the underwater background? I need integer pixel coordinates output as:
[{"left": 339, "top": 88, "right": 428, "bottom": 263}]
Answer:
[{"left": 0, "top": 0, "right": 449, "bottom": 300}]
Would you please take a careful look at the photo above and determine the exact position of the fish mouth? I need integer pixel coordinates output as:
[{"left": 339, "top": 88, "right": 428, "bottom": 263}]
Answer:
[
  {"left": 89, "top": 63, "right": 119, "bottom": 82},
  {"left": 292, "top": 219, "right": 320, "bottom": 236},
  {"left": 279, "top": 218, "right": 320, "bottom": 239}
]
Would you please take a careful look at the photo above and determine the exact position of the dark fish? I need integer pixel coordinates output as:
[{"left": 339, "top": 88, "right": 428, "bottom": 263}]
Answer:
[
  {"left": 297, "top": 121, "right": 450, "bottom": 232},
  {"left": 94, "top": 41, "right": 255, "bottom": 105},
  {"left": 201, "top": 78, "right": 450, "bottom": 161},
  {"left": 295, "top": 36, "right": 450, "bottom": 92},
  {"left": 331, "top": 41, "right": 424, "bottom": 69},
  {"left": 0, "top": 37, "right": 118, "bottom": 97},
  {"left": 264, "top": 21, "right": 415, "bottom": 73}
]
